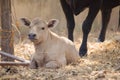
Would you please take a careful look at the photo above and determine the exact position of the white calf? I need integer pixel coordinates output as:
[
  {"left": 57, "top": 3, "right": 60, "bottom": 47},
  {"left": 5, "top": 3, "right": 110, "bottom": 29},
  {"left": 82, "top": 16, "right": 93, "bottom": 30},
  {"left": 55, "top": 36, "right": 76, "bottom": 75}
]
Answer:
[{"left": 21, "top": 17, "right": 79, "bottom": 69}]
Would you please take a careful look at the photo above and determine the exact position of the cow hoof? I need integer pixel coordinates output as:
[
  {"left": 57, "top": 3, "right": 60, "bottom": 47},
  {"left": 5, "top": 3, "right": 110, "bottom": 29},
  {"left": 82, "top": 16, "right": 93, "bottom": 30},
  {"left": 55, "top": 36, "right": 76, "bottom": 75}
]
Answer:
[
  {"left": 98, "top": 38, "right": 105, "bottom": 42},
  {"left": 79, "top": 47, "right": 87, "bottom": 57},
  {"left": 79, "top": 53, "right": 87, "bottom": 57},
  {"left": 79, "top": 50, "right": 87, "bottom": 57}
]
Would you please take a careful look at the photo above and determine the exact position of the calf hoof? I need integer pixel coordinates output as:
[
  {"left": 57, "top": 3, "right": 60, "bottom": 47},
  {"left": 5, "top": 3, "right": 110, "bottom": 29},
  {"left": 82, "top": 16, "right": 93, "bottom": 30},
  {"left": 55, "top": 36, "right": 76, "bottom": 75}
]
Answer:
[
  {"left": 30, "top": 65, "right": 38, "bottom": 69},
  {"left": 30, "top": 63, "right": 38, "bottom": 69},
  {"left": 45, "top": 61, "right": 60, "bottom": 69}
]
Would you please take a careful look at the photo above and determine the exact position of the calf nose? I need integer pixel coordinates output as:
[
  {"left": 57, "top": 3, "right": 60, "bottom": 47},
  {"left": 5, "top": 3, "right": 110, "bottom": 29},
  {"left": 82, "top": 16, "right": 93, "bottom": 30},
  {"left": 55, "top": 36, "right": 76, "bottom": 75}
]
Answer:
[{"left": 28, "top": 33, "right": 36, "bottom": 40}]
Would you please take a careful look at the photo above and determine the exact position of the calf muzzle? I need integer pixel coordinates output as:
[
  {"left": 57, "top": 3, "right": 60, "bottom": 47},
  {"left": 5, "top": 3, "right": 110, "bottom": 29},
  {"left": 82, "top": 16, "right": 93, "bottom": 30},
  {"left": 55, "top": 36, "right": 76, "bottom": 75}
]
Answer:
[{"left": 28, "top": 33, "right": 36, "bottom": 40}]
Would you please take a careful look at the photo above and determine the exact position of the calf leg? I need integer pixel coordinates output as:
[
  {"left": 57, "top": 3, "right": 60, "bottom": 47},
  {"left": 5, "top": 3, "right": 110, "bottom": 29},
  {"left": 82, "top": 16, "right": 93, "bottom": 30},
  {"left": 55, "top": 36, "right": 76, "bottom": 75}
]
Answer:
[
  {"left": 45, "top": 61, "right": 61, "bottom": 69},
  {"left": 98, "top": 8, "right": 112, "bottom": 42},
  {"left": 30, "top": 58, "right": 38, "bottom": 69},
  {"left": 45, "top": 56, "right": 66, "bottom": 69},
  {"left": 60, "top": 0, "right": 75, "bottom": 41},
  {"left": 79, "top": 1, "right": 100, "bottom": 57}
]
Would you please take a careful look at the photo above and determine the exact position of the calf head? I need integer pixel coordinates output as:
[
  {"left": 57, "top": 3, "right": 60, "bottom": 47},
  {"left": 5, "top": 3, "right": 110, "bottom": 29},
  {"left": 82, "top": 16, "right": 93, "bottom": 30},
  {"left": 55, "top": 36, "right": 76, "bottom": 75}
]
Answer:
[{"left": 21, "top": 17, "right": 59, "bottom": 44}]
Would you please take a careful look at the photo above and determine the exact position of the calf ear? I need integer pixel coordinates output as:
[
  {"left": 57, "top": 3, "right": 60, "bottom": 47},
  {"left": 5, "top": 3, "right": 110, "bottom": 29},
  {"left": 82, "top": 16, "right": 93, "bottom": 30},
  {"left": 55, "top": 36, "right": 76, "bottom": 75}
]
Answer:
[
  {"left": 47, "top": 19, "right": 59, "bottom": 28},
  {"left": 20, "top": 18, "right": 31, "bottom": 26}
]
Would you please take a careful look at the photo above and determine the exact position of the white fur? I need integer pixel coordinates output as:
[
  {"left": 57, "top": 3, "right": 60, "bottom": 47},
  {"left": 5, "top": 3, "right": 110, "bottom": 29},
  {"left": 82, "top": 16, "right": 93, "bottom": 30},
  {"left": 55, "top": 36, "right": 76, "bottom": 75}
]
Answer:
[{"left": 21, "top": 18, "right": 79, "bottom": 69}]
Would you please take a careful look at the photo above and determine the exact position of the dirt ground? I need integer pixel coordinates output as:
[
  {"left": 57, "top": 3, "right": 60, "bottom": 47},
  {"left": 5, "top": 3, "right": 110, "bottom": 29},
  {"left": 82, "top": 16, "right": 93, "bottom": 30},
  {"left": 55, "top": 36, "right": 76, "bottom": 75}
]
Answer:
[{"left": 0, "top": 30, "right": 120, "bottom": 80}]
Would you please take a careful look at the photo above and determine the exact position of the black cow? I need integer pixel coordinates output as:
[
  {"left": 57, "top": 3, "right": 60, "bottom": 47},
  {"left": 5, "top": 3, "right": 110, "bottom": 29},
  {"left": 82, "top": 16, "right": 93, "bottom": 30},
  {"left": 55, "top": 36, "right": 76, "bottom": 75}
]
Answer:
[{"left": 60, "top": 0, "right": 120, "bottom": 57}]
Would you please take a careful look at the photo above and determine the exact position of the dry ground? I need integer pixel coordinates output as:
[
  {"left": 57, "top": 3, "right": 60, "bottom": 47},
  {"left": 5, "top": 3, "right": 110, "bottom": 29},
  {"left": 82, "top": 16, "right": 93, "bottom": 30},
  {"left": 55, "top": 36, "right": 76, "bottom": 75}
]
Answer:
[{"left": 0, "top": 31, "right": 120, "bottom": 80}]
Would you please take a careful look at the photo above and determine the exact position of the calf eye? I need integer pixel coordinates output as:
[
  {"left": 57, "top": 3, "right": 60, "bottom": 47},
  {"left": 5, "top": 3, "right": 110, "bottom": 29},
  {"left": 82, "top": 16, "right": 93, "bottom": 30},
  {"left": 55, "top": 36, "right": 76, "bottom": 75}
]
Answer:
[{"left": 41, "top": 27, "right": 45, "bottom": 30}]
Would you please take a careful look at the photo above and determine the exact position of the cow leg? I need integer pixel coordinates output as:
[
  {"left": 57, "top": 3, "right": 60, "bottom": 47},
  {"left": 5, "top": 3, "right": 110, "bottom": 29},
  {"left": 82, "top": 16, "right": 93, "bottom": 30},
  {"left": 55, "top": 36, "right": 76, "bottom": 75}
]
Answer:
[
  {"left": 79, "top": 2, "right": 100, "bottom": 57},
  {"left": 98, "top": 8, "right": 112, "bottom": 42},
  {"left": 60, "top": 0, "right": 75, "bottom": 41},
  {"left": 67, "top": 13, "right": 75, "bottom": 41},
  {"left": 118, "top": 8, "right": 120, "bottom": 31}
]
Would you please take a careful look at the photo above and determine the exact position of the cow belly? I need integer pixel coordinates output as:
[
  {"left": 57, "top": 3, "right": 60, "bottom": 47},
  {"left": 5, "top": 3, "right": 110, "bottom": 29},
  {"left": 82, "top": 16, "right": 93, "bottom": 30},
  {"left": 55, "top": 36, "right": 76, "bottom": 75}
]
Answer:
[{"left": 102, "top": 0, "right": 120, "bottom": 9}]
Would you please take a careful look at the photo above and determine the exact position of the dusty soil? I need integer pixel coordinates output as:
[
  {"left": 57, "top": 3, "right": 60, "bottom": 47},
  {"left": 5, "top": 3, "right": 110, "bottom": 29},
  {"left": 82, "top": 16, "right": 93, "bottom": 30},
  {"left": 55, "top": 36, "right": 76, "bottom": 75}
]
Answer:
[{"left": 0, "top": 31, "right": 120, "bottom": 80}]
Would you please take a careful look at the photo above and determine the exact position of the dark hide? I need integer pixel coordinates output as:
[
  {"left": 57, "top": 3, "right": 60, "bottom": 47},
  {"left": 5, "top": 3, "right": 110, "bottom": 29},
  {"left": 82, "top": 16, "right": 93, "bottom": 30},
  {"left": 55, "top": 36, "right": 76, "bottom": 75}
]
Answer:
[{"left": 60, "top": 0, "right": 120, "bottom": 57}]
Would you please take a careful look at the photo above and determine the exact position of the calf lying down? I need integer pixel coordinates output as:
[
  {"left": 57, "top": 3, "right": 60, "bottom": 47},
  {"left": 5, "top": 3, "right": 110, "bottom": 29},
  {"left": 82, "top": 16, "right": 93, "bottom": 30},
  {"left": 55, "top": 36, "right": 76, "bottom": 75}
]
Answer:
[{"left": 21, "top": 17, "right": 79, "bottom": 69}]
